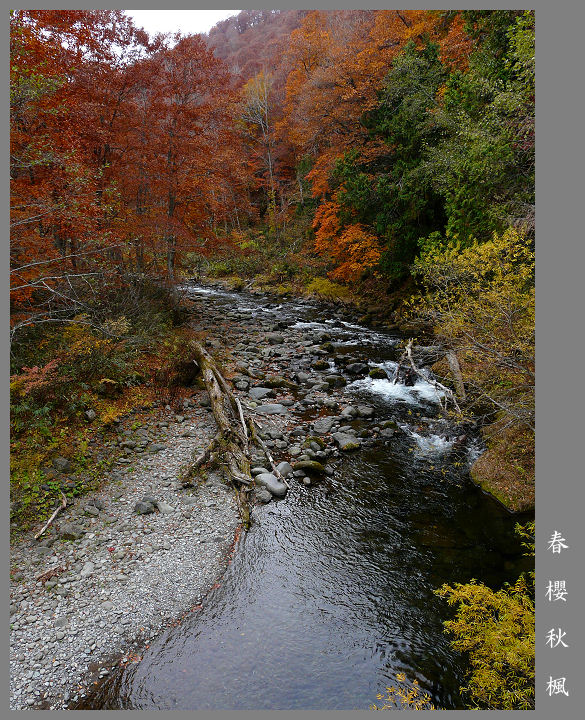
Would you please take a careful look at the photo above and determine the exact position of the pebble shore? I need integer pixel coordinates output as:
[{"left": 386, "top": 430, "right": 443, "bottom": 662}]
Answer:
[{"left": 10, "top": 401, "right": 241, "bottom": 710}]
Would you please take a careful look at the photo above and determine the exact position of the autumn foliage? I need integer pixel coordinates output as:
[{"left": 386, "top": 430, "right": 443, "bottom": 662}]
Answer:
[
  {"left": 11, "top": 9, "right": 534, "bottom": 329},
  {"left": 10, "top": 10, "right": 252, "bottom": 338}
]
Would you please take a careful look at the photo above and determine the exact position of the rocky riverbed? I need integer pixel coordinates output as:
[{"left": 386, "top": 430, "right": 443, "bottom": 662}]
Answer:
[{"left": 11, "top": 282, "right": 471, "bottom": 710}]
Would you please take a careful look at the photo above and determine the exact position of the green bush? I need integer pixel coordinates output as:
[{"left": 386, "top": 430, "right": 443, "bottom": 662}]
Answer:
[{"left": 434, "top": 522, "right": 535, "bottom": 710}]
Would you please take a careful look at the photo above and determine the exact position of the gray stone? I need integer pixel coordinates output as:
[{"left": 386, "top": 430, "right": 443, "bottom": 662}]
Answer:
[
  {"left": 52, "top": 457, "right": 71, "bottom": 473},
  {"left": 346, "top": 363, "right": 369, "bottom": 376},
  {"left": 84, "top": 409, "right": 97, "bottom": 422},
  {"left": 249, "top": 387, "right": 275, "bottom": 401},
  {"left": 276, "top": 461, "right": 293, "bottom": 478},
  {"left": 251, "top": 466, "right": 270, "bottom": 476},
  {"left": 265, "top": 375, "right": 296, "bottom": 389},
  {"left": 80, "top": 561, "right": 94, "bottom": 578},
  {"left": 357, "top": 405, "right": 375, "bottom": 418},
  {"left": 332, "top": 432, "right": 361, "bottom": 451},
  {"left": 34, "top": 546, "right": 53, "bottom": 557},
  {"left": 83, "top": 505, "right": 99, "bottom": 517},
  {"left": 293, "top": 460, "right": 325, "bottom": 475},
  {"left": 254, "top": 488, "right": 272, "bottom": 503},
  {"left": 340, "top": 405, "right": 359, "bottom": 419},
  {"left": 156, "top": 501, "right": 174, "bottom": 514},
  {"left": 256, "top": 403, "right": 287, "bottom": 415},
  {"left": 58, "top": 523, "right": 85, "bottom": 540},
  {"left": 133, "top": 501, "right": 155, "bottom": 515},
  {"left": 324, "top": 374, "right": 346, "bottom": 387},
  {"left": 313, "top": 416, "right": 335, "bottom": 434},
  {"left": 254, "top": 473, "right": 287, "bottom": 497}
]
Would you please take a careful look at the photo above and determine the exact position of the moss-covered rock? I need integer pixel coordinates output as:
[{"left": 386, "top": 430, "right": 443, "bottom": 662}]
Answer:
[
  {"left": 293, "top": 460, "right": 325, "bottom": 475},
  {"left": 369, "top": 367, "right": 388, "bottom": 379},
  {"left": 303, "top": 436, "right": 326, "bottom": 450}
]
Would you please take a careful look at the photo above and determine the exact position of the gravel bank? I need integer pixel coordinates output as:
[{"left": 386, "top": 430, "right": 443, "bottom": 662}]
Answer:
[{"left": 10, "top": 400, "right": 241, "bottom": 710}]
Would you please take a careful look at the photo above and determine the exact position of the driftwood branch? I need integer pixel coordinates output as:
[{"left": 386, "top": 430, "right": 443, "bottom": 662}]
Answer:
[
  {"left": 34, "top": 492, "right": 67, "bottom": 540},
  {"left": 404, "top": 339, "right": 461, "bottom": 413}
]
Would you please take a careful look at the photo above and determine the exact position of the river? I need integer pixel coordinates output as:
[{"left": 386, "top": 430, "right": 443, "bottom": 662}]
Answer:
[{"left": 77, "top": 283, "right": 532, "bottom": 710}]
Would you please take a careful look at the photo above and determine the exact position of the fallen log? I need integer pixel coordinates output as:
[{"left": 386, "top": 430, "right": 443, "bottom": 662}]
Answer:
[{"left": 180, "top": 340, "right": 294, "bottom": 529}]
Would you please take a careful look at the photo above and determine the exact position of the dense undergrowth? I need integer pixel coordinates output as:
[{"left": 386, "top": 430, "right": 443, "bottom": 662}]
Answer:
[{"left": 10, "top": 278, "right": 203, "bottom": 537}]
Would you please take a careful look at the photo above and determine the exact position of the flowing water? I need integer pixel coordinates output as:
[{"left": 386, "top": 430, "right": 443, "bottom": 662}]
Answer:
[{"left": 79, "top": 284, "right": 532, "bottom": 710}]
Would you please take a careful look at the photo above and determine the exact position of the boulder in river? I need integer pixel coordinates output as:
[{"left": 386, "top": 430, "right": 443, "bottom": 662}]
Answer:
[
  {"left": 346, "top": 363, "right": 369, "bottom": 376},
  {"left": 324, "top": 375, "right": 346, "bottom": 388},
  {"left": 368, "top": 367, "right": 388, "bottom": 379},
  {"left": 332, "top": 432, "right": 361, "bottom": 451},
  {"left": 254, "top": 473, "right": 288, "bottom": 497},
  {"left": 293, "top": 460, "right": 325, "bottom": 475}
]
